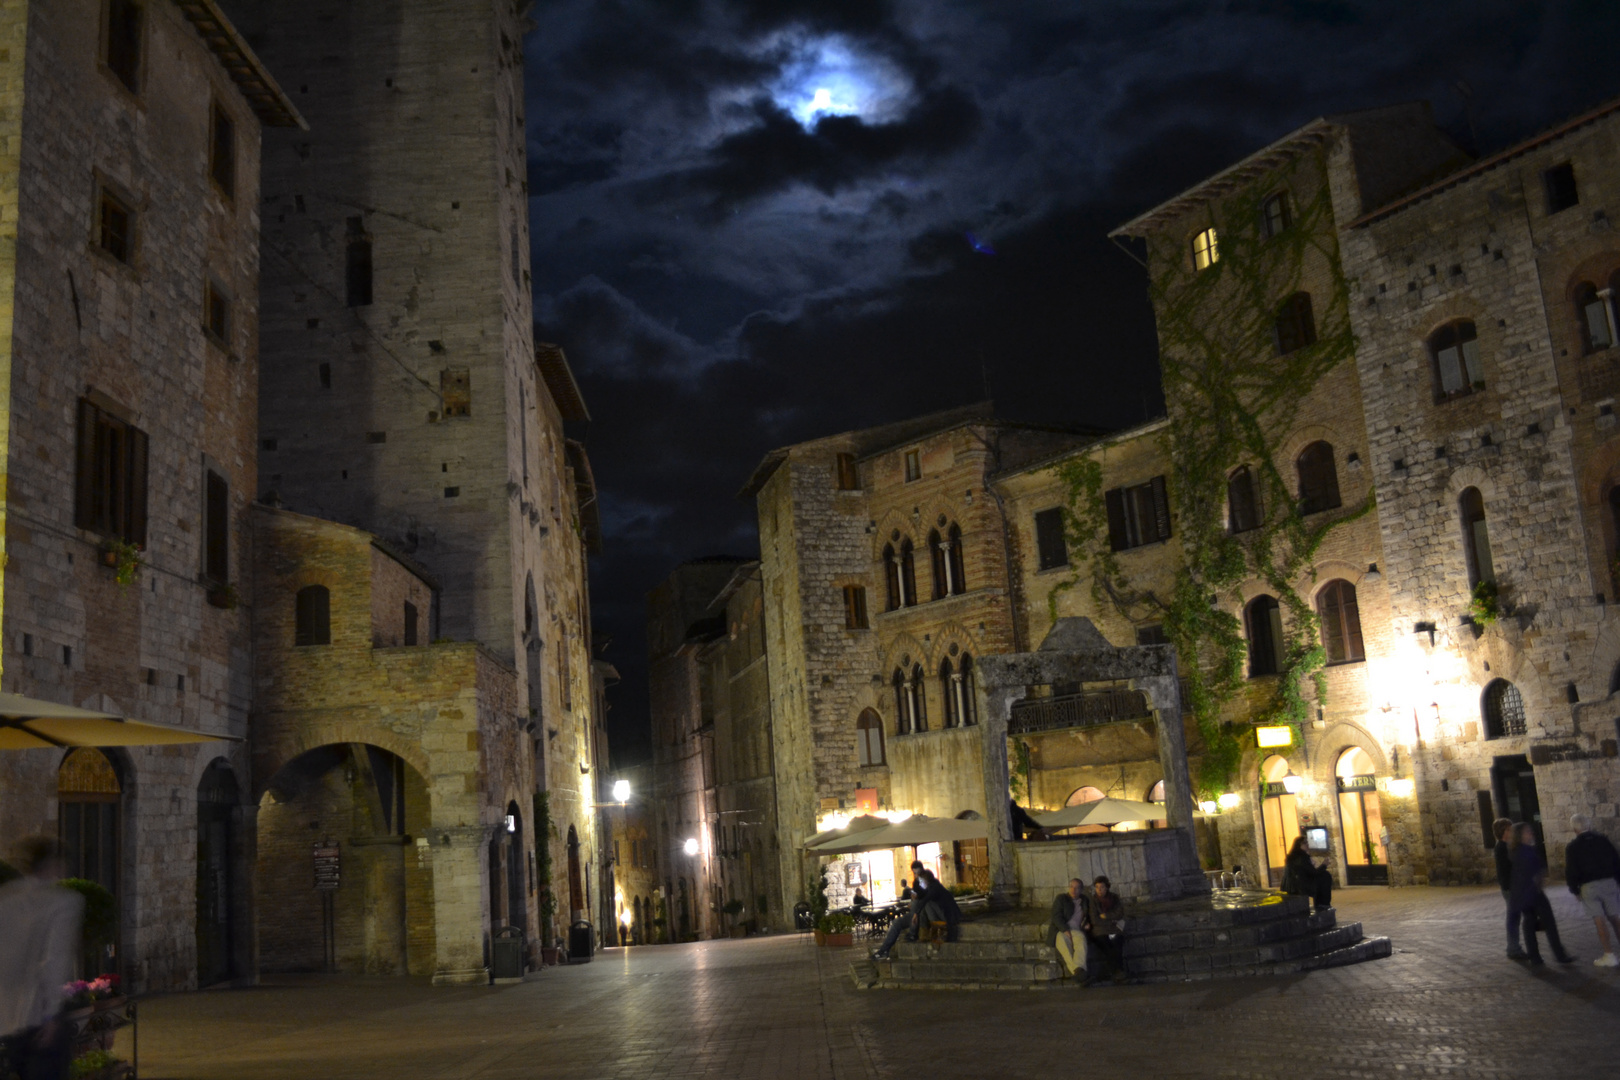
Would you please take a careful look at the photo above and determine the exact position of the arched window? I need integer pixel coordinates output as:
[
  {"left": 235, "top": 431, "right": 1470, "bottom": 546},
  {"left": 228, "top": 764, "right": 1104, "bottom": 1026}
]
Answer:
[
  {"left": 909, "top": 664, "right": 928, "bottom": 732},
  {"left": 1430, "top": 320, "right": 1483, "bottom": 400},
  {"left": 939, "top": 658, "right": 958, "bottom": 727},
  {"left": 928, "top": 528, "right": 947, "bottom": 600},
  {"left": 892, "top": 669, "right": 910, "bottom": 735},
  {"left": 1065, "top": 785, "right": 1108, "bottom": 834},
  {"left": 1273, "top": 292, "right": 1316, "bottom": 355},
  {"left": 1245, "top": 594, "right": 1284, "bottom": 677},
  {"left": 882, "top": 544, "right": 901, "bottom": 611},
  {"left": 1460, "top": 487, "right": 1495, "bottom": 587},
  {"left": 1146, "top": 779, "right": 1167, "bottom": 829},
  {"left": 959, "top": 654, "right": 977, "bottom": 726},
  {"left": 1316, "top": 580, "right": 1365, "bottom": 665},
  {"left": 1482, "top": 678, "right": 1526, "bottom": 738},
  {"left": 947, "top": 524, "right": 966, "bottom": 595},
  {"left": 856, "top": 709, "right": 885, "bottom": 766},
  {"left": 1295, "top": 441, "right": 1340, "bottom": 515},
  {"left": 1576, "top": 280, "right": 1616, "bottom": 353},
  {"left": 1191, "top": 226, "right": 1218, "bottom": 271},
  {"left": 899, "top": 539, "right": 917, "bottom": 608},
  {"left": 295, "top": 585, "right": 331, "bottom": 646},
  {"left": 1228, "top": 466, "right": 1262, "bottom": 534},
  {"left": 59, "top": 748, "right": 123, "bottom": 974}
]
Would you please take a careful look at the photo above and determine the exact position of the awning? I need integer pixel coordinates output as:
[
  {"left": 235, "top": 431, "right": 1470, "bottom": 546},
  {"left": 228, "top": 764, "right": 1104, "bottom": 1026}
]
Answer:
[
  {"left": 0, "top": 693, "right": 237, "bottom": 750},
  {"left": 800, "top": 814, "right": 889, "bottom": 852},
  {"left": 1033, "top": 797, "right": 1171, "bottom": 830},
  {"left": 805, "top": 814, "right": 989, "bottom": 856}
]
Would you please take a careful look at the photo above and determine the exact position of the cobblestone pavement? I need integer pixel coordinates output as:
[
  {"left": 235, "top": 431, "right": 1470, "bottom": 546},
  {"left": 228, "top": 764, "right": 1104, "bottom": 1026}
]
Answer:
[{"left": 122, "top": 887, "right": 1620, "bottom": 1079}]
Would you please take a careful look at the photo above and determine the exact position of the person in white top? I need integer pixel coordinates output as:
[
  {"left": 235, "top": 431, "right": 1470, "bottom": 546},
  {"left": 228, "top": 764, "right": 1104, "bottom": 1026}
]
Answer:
[{"left": 0, "top": 837, "right": 84, "bottom": 1079}]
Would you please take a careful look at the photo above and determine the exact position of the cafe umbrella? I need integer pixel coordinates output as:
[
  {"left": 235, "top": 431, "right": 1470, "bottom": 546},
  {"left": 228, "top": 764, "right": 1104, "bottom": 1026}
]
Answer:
[
  {"left": 1031, "top": 797, "right": 1178, "bottom": 830},
  {"left": 802, "top": 813, "right": 989, "bottom": 856},
  {"left": 0, "top": 693, "right": 236, "bottom": 749}
]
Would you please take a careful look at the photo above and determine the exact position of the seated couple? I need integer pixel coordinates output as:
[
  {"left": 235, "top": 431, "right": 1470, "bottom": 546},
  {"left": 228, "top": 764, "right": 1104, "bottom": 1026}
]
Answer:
[
  {"left": 1047, "top": 876, "right": 1127, "bottom": 986},
  {"left": 869, "top": 862, "right": 962, "bottom": 961}
]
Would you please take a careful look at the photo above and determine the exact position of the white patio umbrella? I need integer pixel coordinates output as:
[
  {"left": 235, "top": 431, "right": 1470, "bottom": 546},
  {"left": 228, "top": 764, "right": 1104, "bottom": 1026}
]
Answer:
[
  {"left": 804, "top": 814, "right": 988, "bottom": 855},
  {"left": 1032, "top": 797, "right": 1171, "bottom": 830},
  {"left": 0, "top": 693, "right": 236, "bottom": 750}
]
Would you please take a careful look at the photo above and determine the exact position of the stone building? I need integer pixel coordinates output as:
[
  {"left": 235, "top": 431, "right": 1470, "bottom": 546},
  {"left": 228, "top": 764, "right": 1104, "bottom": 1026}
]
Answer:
[
  {"left": 742, "top": 406, "right": 1093, "bottom": 911},
  {"left": 229, "top": 0, "right": 608, "bottom": 978},
  {"left": 605, "top": 761, "right": 659, "bottom": 945},
  {"left": 0, "top": 0, "right": 300, "bottom": 992}
]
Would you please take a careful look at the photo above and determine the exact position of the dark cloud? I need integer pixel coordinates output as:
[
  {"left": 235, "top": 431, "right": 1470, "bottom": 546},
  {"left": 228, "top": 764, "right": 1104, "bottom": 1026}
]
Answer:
[{"left": 524, "top": 0, "right": 1620, "bottom": 764}]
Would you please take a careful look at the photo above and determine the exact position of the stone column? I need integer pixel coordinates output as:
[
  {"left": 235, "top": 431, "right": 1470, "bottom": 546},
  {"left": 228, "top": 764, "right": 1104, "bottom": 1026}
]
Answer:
[
  {"left": 974, "top": 664, "right": 1026, "bottom": 906},
  {"left": 1137, "top": 666, "right": 1206, "bottom": 891},
  {"left": 427, "top": 824, "right": 492, "bottom": 986}
]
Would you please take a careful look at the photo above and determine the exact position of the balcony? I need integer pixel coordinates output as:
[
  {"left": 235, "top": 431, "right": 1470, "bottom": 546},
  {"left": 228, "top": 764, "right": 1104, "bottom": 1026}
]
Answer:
[{"left": 1008, "top": 687, "right": 1152, "bottom": 735}]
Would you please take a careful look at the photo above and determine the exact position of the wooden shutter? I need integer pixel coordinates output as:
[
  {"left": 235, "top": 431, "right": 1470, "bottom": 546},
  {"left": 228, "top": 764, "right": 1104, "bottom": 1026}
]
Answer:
[
  {"left": 1034, "top": 508, "right": 1066, "bottom": 569},
  {"left": 75, "top": 399, "right": 97, "bottom": 530},
  {"left": 127, "top": 425, "right": 149, "bottom": 546},
  {"left": 1318, "top": 586, "right": 1344, "bottom": 664},
  {"left": 1149, "top": 476, "right": 1171, "bottom": 541},
  {"left": 1340, "top": 582, "right": 1364, "bottom": 661},
  {"left": 1105, "top": 488, "right": 1128, "bottom": 551}
]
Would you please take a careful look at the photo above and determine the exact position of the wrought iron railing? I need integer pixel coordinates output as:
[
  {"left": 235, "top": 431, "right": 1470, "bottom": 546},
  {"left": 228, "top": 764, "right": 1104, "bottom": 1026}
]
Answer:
[{"left": 1008, "top": 688, "right": 1152, "bottom": 735}]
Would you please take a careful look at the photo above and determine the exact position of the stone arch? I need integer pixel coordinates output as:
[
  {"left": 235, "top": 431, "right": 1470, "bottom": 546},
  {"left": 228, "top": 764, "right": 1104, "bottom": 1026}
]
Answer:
[
  {"left": 1442, "top": 463, "right": 1498, "bottom": 503},
  {"left": 1275, "top": 423, "right": 1353, "bottom": 478},
  {"left": 1561, "top": 248, "right": 1620, "bottom": 303},
  {"left": 870, "top": 509, "right": 919, "bottom": 562},
  {"left": 1310, "top": 722, "right": 1388, "bottom": 783},
  {"left": 254, "top": 725, "right": 432, "bottom": 800},
  {"left": 879, "top": 632, "right": 930, "bottom": 674}
]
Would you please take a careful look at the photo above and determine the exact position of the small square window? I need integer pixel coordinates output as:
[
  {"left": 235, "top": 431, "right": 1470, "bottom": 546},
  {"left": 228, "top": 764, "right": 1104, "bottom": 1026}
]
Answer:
[
  {"left": 105, "top": 0, "right": 142, "bottom": 94},
  {"left": 904, "top": 449, "right": 921, "bottom": 482},
  {"left": 210, "top": 102, "right": 236, "bottom": 199},
  {"left": 203, "top": 280, "right": 230, "bottom": 344},
  {"left": 441, "top": 368, "right": 471, "bottom": 417},
  {"left": 98, "top": 186, "right": 133, "bottom": 264},
  {"left": 1544, "top": 163, "right": 1578, "bottom": 214}
]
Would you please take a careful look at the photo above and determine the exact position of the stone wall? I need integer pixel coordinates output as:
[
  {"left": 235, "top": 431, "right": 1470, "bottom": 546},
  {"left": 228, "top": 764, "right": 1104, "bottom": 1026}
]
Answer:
[{"left": 0, "top": 0, "right": 286, "bottom": 992}]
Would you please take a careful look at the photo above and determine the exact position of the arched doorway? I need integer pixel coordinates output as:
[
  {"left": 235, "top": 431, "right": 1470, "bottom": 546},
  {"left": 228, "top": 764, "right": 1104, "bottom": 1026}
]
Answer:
[
  {"left": 58, "top": 748, "right": 123, "bottom": 976},
  {"left": 1258, "top": 755, "right": 1300, "bottom": 887},
  {"left": 1336, "top": 748, "right": 1388, "bottom": 885},
  {"left": 256, "top": 743, "right": 431, "bottom": 976},
  {"left": 196, "top": 760, "right": 240, "bottom": 986},
  {"left": 489, "top": 803, "right": 526, "bottom": 934}
]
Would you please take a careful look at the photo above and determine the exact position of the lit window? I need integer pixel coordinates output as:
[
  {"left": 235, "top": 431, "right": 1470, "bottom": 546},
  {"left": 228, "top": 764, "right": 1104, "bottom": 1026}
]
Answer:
[{"left": 1191, "top": 226, "right": 1219, "bottom": 271}]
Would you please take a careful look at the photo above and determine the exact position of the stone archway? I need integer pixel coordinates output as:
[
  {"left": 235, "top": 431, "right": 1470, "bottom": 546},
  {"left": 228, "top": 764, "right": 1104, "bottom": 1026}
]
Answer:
[
  {"left": 256, "top": 743, "right": 433, "bottom": 976},
  {"left": 196, "top": 759, "right": 241, "bottom": 987}
]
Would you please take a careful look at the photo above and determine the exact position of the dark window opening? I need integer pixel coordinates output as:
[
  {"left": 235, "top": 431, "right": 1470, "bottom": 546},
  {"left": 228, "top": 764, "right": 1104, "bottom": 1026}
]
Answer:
[
  {"left": 946, "top": 524, "right": 965, "bottom": 596},
  {"left": 899, "top": 539, "right": 918, "bottom": 607},
  {"left": 403, "top": 601, "right": 418, "bottom": 646},
  {"left": 204, "top": 280, "right": 229, "bottom": 344},
  {"left": 295, "top": 585, "right": 331, "bottom": 646},
  {"left": 1105, "top": 476, "right": 1171, "bottom": 551},
  {"left": 856, "top": 709, "right": 885, "bottom": 766},
  {"left": 441, "top": 368, "right": 470, "bottom": 417},
  {"left": 1034, "top": 507, "right": 1068, "bottom": 570},
  {"left": 1431, "top": 320, "right": 1483, "bottom": 400},
  {"left": 1227, "top": 466, "right": 1263, "bottom": 534},
  {"left": 204, "top": 469, "right": 228, "bottom": 585},
  {"left": 904, "top": 449, "right": 921, "bottom": 482},
  {"left": 1544, "top": 162, "right": 1578, "bottom": 214},
  {"left": 318, "top": 362, "right": 331, "bottom": 389},
  {"left": 1460, "top": 487, "right": 1494, "bottom": 587},
  {"left": 835, "top": 453, "right": 860, "bottom": 491},
  {"left": 1316, "top": 579, "right": 1364, "bottom": 665},
  {"left": 1482, "top": 678, "right": 1526, "bottom": 738},
  {"left": 1135, "top": 624, "right": 1169, "bottom": 647},
  {"left": 842, "top": 585, "right": 868, "bottom": 630},
  {"left": 74, "top": 397, "right": 148, "bottom": 545},
  {"left": 882, "top": 543, "right": 901, "bottom": 611},
  {"left": 1295, "top": 441, "right": 1341, "bottom": 515},
  {"left": 928, "top": 529, "right": 947, "bottom": 600},
  {"left": 105, "top": 0, "right": 142, "bottom": 93},
  {"left": 892, "top": 669, "right": 909, "bottom": 734},
  {"left": 1245, "top": 594, "right": 1284, "bottom": 677},
  {"left": 1273, "top": 291, "right": 1317, "bottom": 355},
  {"left": 346, "top": 217, "right": 372, "bottom": 307},
  {"left": 1262, "top": 192, "right": 1291, "bottom": 238},
  {"left": 98, "top": 187, "right": 132, "bottom": 264},
  {"left": 210, "top": 101, "right": 235, "bottom": 198}
]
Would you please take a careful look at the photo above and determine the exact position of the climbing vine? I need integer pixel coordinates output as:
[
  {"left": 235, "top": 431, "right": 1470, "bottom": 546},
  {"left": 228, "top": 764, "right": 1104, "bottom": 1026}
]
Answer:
[{"left": 1050, "top": 158, "right": 1372, "bottom": 797}]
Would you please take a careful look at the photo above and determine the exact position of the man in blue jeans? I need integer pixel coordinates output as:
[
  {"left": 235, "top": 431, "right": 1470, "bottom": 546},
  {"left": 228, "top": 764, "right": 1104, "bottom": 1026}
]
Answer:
[{"left": 870, "top": 861, "right": 926, "bottom": 961}]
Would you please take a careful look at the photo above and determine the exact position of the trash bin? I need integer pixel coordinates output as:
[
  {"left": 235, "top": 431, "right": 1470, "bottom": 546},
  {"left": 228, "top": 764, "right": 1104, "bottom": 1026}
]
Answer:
[
  {"left": 567, "top": 919, "right": 594, "bottom": 962},
  {"left": 492, "top": 926, "right": 524, "bottom": 980},
  {"left": 793, "top": 902, "right": 813, "bottom": 932}
]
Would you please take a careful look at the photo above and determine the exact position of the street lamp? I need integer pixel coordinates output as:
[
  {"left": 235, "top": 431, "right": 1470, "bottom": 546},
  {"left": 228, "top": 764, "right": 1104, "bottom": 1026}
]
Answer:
[
  {"left": 612, "top": 778, "right": 631, "bottom": 804},
  {"left": 683, "top": 837, "right": 700, "bottom": 856}
]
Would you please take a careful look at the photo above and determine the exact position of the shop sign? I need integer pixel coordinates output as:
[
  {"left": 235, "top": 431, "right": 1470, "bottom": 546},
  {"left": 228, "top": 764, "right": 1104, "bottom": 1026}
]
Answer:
[
  {"left": 1255, "top": 725, "right": 1293, "bottom": 748},
  {"left": 313, "top": 843, "right": 341, "bottom": 891},
  {"left": 1260, "top": 781, "right": 1290, "bottom": 798},
  {"left": 1337, "top": 774, "right": 1376, "bottom": 793},
  {"left": 1529, "top": 740, "right": 1619, "bottom": 766}
]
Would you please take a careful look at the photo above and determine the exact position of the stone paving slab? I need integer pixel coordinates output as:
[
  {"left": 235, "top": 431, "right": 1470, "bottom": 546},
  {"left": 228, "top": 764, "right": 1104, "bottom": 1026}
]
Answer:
[{"left": 119, "top": 887, "right": 1620, "bottom": 1079}]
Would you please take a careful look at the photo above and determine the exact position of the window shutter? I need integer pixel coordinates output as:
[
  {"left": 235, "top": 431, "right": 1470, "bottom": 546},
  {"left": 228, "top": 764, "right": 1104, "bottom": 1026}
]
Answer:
[
  {"left": 1318, "top": 587, "right": 1343, "bottom": 664},
  {"left": 1149, "top": 476, "right": 1171, "bottom": 541},
  {"left": 1341, "top": 584, "right": 1364, "bottom": 661},
  {"left": 128, "top": 426, "right": 149, "bottom": 547},
  {"left": 74, "top": 399, "right": 97, "bottom": 530},
  {"left": 1104, "top": 488, "right": 1128, "bottom": 551}
]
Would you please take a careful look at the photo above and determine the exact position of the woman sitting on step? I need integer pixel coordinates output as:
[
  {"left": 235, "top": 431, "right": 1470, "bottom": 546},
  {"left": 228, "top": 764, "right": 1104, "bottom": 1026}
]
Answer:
[{"left": 1282, "top": 835, "right": 1333, "bottom": 911}]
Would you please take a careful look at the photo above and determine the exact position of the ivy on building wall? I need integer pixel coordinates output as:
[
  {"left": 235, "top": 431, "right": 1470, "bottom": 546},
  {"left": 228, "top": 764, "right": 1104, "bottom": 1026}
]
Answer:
[{"left": 1049, "top": 159, "right": 1370, "bottom": 797}]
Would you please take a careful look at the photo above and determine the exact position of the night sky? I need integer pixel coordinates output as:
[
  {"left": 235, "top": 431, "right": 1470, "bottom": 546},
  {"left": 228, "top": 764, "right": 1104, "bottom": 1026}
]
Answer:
[{"left": 521, "top": 1, "right": 1620, "bottom": 765}]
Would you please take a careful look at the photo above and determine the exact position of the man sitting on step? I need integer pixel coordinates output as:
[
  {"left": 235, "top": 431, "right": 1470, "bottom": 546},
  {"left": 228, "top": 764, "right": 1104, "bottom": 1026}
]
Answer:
[
  {"left": 870, "top": 861, "right": 928, "bottom": 961},
  {"left": 1082, "top": 876, "right": 1127, "bottom": 985},
  {"left": 913, "top": 869, "right": 962, "bottom": 944},
  {"left": 1047, "top": 878, "right": 1089, "bottom": 977}
]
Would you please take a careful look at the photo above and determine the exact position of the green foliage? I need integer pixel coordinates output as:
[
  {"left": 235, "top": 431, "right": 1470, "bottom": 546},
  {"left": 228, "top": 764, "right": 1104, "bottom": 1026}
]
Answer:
[
  {"left": 1469, "top": 580, "right": 1500, "bottom": 628},
  {"left": 101, "top": 539, "right": 142, "bottom": 587},
  {"left": 532, "top": 791, "right": 557, "bottom": 937},
  {"left": 809, "top": 866, "right": 830, "bottom": 921},
  {"left": 70, "top": 1050, "right": 118, "bottom": 1079},
  {"left": 1008, "top": 738, "right": 1033, "bottom": 802},
  {"left": 816, "top": 912, "right": 855, "bottom": 935},
  {"left": 1048, "top": 160, "right": 1370, "bottom": 796},
  {"left": 60, "top": 878, "right": 116, "bottom": 963}
]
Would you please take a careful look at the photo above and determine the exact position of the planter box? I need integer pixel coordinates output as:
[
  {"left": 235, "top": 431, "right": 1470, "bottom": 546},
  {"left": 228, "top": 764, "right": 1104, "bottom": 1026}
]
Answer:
[
  {"left": 539, "top": 947, "right": 563, "bottom": 966},
  {"left": 819, "top": 932, "right": 853, "bottom": 948},
  {"left": 813, "top": 930, "right": 825, "bottom": 946},
  {"left": 66, "top": 995, "right": 128, "bottom": 1054}
]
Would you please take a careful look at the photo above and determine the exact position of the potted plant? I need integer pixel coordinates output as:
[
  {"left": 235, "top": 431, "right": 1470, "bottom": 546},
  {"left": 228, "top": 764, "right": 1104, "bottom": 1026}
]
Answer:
[
  {"left": 98, "top": 539, "right": 142, "bottom": 586},
  {"left": 722, "top": 898, "right": 746, "bottom": 938},
  {"left": 809, "top": 867, "right": 830, "bottom": 943},
  {"left": 815, "top": 912, "right": 855, "bottom": 948}
]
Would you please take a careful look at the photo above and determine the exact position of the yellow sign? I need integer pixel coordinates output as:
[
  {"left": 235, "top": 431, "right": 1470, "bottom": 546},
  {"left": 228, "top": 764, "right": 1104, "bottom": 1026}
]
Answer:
[{"left": 1255, "top": 725, "right": 1293, "bottom": 748}]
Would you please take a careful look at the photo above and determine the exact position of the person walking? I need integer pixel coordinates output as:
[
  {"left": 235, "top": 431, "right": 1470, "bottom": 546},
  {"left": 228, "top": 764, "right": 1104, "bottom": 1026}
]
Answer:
[
  {"left": 0, "top": 837, "right": 84, "bottom": 1080},
  {"left": 1564, "top": 813, "right": 1620, "bottom": 968},
  {"left": 1509, "top": 822, "right": 1575, "bottom": 967},
  {"left": 1493, "top": 817, "right": 1526, "bottom": 959}
]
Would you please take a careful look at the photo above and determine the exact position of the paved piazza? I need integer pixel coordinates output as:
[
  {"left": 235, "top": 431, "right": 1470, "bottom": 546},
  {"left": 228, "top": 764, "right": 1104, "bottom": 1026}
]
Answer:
[{"left": 123, "top": 887, "right": 1620, "bottom": 1079}]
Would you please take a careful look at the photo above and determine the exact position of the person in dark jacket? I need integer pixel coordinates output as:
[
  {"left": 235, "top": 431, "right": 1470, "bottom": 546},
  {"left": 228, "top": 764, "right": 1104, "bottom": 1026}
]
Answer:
[
  {"left": 1509, "top": 822, "right": 1574, "bottom": 966},
  {"left": 1082, "top": 876, "right": 1126, "bottom": 984},
  {"left": 870, "top": 861, "right": 927, "bottom": 961},
  {"left": 914, "top": 869, "right": 961, "bottom": 941},
  {"left": 1565, "top": 813, "right": 1620, "bottom": 968},
  {"left": 1047, "top": 878, "right": 1089, "bottom": 977},
  {"left": 1492, "top": 817, "right": 1526, "bottom": 959},
  {"left": 1010, "top": 800, "right": 1047, "bottom": 841},
  {"left": 1283, "top": 835, "right": 1332, "bottom": 910}
]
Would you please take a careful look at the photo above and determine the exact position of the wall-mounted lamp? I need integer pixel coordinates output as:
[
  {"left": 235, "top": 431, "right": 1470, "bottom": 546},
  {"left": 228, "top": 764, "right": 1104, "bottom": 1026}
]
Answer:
[
  {"left": 1198, "top": 800, "right": 1219, "bottom": 815},
  {"left": 1385, "top": 777, "right": 1416, "bottom": 798},
  {"left": 682, "top": 837, "right": 700, "bottom": 856},
  {"left": 1217, "top": 792, "right": 1242, "bottom": 810},
  {"left": 1362, "top": 563, "right": 1381, "bottom": 583},
  {"left": 504, "top": 814, "right": 517, "bottom": 834},
  {"left": 1282, "top": 774, "right": 1303, "bottom": 796}
]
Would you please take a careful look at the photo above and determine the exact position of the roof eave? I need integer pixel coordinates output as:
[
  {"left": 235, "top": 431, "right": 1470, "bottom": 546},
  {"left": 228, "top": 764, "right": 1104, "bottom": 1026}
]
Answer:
[{"left": 173, "top": 0, "right": 306, "bottom": 130}]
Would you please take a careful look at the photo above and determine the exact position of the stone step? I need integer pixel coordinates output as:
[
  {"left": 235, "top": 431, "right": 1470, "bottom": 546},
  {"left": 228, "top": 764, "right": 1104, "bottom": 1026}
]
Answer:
[
  {"left": 848, "top": 959, "right": 880, "bottom": 989},
  {"left": 1128, "top": 924, "right": 1368, "bottom": 978},
  {"left": 1126, "top": 908, "right": 1337, "bottom": 958},
  {"left": 891, "top": 940, "right": 1057, "bottom": 962},
  {"left": 1127, "top": 893, "right": 1313, "bottom": 934},
  {"left": 882, "top": 957, "right": 1066, "bottom": 983},
  {"left": 956, "top": 921, "right": 1046, "bottom": 944},
  {"left": 1131, "top": 935, "right": 1392, "bottom": 984}
]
